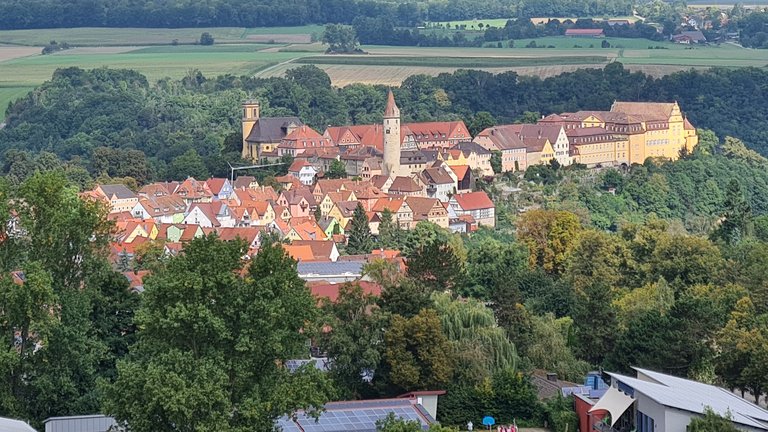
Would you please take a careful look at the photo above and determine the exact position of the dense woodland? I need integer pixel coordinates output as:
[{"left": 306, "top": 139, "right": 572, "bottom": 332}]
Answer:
[{"left": 0, "top": 0, "right": 631, "bottom": 30}]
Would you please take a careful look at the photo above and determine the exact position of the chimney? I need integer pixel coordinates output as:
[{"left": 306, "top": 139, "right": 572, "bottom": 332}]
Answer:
[{"left": 546, "top": 373, "right": 558, "bottom": 382}]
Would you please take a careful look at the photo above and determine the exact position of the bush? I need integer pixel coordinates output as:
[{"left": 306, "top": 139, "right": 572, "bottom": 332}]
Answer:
[{"left": 200, "top": 32, "right": 215, "bottom": 45}]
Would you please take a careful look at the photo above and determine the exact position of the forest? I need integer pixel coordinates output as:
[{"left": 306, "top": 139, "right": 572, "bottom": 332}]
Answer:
[{"left": 0, "top": 0, "right": 632, "bottom": 30}]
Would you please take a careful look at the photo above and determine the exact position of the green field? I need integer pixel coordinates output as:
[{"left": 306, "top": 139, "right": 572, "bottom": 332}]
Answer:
[
  {"left": 1, "top": 28, "right": 767, "bottom": 121},
  {"left": 0, "top": 26, "right": 320, "bottom": 46},
  {"left": 297, "top": 55, "right": 608, "bottom": 68}
]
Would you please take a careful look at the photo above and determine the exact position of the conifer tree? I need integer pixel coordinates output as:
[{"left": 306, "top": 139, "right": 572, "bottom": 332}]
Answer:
[
  {"left": 346, "top": 203, "right": 373, "bottom": 254},
  {"left": 378, "top": 208, "right": 397, "bottom": 249}
]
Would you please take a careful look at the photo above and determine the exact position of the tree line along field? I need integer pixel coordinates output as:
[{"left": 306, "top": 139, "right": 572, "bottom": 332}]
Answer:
[{"left": 1, "top": 26, "right": 767, "bottom": 120}]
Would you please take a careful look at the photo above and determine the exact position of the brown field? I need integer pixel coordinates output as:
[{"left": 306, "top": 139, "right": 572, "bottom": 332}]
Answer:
[
  {"left": 261, "top": 61, "right": 719, "bottom": 86},
  {"left": 0, "top": 45, "right": 40, "bottom": 62},
  {"left": 246, "top": 34, "right": 312, "bottom": 43},
  {"left": 261, "top": 63, "right": 614, "bottom": 86}
]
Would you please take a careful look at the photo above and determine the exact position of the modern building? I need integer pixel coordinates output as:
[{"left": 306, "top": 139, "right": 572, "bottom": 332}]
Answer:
[
  {"left": 276, "top": 397, "right": 436, "bottom": 432},
  {"left": 44, "top": 415, "right": 118, "bottom": 432},
  {"left": 579, "top": 367, "right": 768, "bottom": 432}
]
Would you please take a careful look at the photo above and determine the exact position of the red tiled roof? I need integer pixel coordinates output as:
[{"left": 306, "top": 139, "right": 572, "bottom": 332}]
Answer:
[
  {"left": 452, "top": 191, "right": 494, "bottom": 211},
  {"left": 308, "top": 281, "right": 382, "bottom": 303}
]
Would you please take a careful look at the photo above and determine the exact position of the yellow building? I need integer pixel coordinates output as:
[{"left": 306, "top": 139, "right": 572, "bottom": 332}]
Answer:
[{"left": 539, "top": 101, "right": 698, "bottom": 166}]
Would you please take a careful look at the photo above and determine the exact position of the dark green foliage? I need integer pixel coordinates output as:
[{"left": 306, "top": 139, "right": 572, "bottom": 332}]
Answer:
[
  {"left": 573, "top": 282, "right": 617, "bottom": 366},
  {"left": 199, "top": 32, "right": 214, "bottom": 45},
  {"left": 104, "top": 237, "right": 333, "bottom": 431},
  {"left": 711, "top": 179, "right": 753, "bottom": 244},
  {"left": 322, "top": 24, "right": 360, "bottom": 54},
  {"left": 346, "top": 203, "right": 373, "bottom": 255},
  {"left": 437, "top": 368, "right": 540, "bottom": 427},
  {"left": 543, "top": 395, "right": 578, "bottom": 432},
  {"left": 406, "top": 237, "right": 466, "bottom": 293},
  {"left": 325, "top": 159, "right": 348, "bottom": 179},
  {"left": 687, "top": 408, "right": 741, "bottom": 432}
]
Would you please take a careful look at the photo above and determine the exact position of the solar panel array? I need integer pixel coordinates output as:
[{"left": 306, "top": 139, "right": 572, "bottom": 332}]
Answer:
[{"left": 276, "top": 400, "right": 430, "bottom": 432}]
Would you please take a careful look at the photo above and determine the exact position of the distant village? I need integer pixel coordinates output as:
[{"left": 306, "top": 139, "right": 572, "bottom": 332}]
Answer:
[{"left": 84, "top": 91, "right": 698, "bottom": 291}]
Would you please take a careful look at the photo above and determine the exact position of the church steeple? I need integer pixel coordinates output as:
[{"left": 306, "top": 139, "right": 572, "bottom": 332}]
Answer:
[
  {"left": 382, "top": 90, "right": 401, "bottom": 178},
  {"left": 384, "top": 89, "right": 400, "bottom": 119}
]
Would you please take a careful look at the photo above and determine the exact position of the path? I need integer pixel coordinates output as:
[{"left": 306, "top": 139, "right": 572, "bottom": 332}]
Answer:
[{"left": 253, "top": 57, "right": 298, "bottom": 78}]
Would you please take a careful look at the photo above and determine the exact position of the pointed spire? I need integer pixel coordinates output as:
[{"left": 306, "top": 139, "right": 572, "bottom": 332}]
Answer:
[{"left": 384, "top": 89, "right": 400, "bottom": 118}]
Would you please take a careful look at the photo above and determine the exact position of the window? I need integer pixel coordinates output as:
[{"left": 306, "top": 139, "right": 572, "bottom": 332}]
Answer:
[{"left": 637, "top": 411, "right": 654, "bottom": 432}]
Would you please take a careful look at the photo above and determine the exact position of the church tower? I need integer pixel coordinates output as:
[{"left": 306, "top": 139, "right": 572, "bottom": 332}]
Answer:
[
  {"left": 382, "top": 90, "right": 401, "bottom": 178},
  {"left": 242, "top": 100, "right": 260, "bottom": 160}
]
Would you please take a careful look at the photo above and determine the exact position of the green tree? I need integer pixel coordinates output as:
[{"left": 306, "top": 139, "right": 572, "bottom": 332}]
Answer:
[
  {"left": 687, "top": 408, "right": 741, "bottom": 432},
  {"left": 526, "top": 314, "right": 589, "bottom": 382},
  {"left": 490, "top": 150, "right": 502, "bottom": 175},
  {"left": 199, "top": 32, "right": 215, "bottom": 45},
  {"left": 383, "top": 309, "right": 454, "bottom": 392},
  {"left": 406, "top": 236, "right": 467, "bottom": 293},
  {"left": 318, "top": 283, "right": 386, "bottom": 399},
  {"left": 325, "top": 159, "right": 348, "bottom": 179},
  {"left": 432, "top": 293, "right": 518, "bottom": 382},
  {"left": 104, "top": 237, "right": 333, "bottom": 431},
  {"left": 166, "top": 149, "right": 210, "bottom": 181},
  {"left": 322, "top": 24, "right": 360, "bottom": 53},
  {"left": 377, "top": 208, "right": 401, "bottom": 249},
  {"left": 468, "top": 111, "right": 496, "bottom": 136},
  {"left": 516, "top": 210, "right": 582, "bottom": 275},
  {"left": 346, "top": 203, "right": 373, "bottom": 254},
  {"left": 711, "top": 179, "right": 753, "bottom": 244},
  {"left": 573, "top": 282, "right": 618, "bottom": 366}
]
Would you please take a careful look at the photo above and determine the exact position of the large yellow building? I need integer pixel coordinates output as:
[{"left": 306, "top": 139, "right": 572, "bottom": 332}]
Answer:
[{"left": 540, "top": 101, "right": 698, "bottom": 167}]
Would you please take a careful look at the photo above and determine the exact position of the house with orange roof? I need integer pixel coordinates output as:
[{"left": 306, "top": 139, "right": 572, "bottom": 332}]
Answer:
[
  {"left": 287, "top": 220, "right": 328, "bottom": 242},
  {"left": 308, "top": 280, "right": 382, "bottom": 303},
  {"left": 274, "top": 174, "right": 302, "bottom": 191},
  {"left": 205, "top": 178, "right": 234, "bottom": 201},
  {"left": 405, "top": 196, "right": 449, "bottom": 229},
  {"left": 283, "top": 244, "right": 316, "bottom": 262},
  {"left": 449, "top": 191, "right": 495, "bottom": 228},
  {"left": 138, "top": 182, "right": 179, "bottom": 197},
  {"left": 291, "top": 240, "right": 340, "bottom": 262},
  {"left": 214, "top": 226, "right": 264, "bottom": 251},
  {"left": 372, "top": 197, "right": 413, "bottom": 230},
  {"left": 114, "top": 219, "right": 156, "bottom": 244},
  {"left": 278, "top": 125, "right": 334, "bottom": 158},
  {"left": 175, "top": 177, "right": 214, "bottom": 205},
  {"left": 288, "top": 159, "right": 319, "bottom": 185},
  {"left": 448, "top": 165, "right": 473, "bottom": 193}
]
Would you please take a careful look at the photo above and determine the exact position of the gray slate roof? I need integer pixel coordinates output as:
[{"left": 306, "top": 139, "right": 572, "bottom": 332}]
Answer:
[
  {"left": 245, "top": 117, "right": 303, "bottom": 143},
  {"left": 297, "top": 261, "right": 363, "bottom": 277},
  {"left": 99, "top": 184, "right": 136, "bottom": 200}
]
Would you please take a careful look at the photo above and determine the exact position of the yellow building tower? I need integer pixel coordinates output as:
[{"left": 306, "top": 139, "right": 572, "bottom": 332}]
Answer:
[
  {"left": 382, "top": 90, "right": 401, "bottom": 178},
  {"left": 242, "top": 100, "right": 260, "bottom": 160}
]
